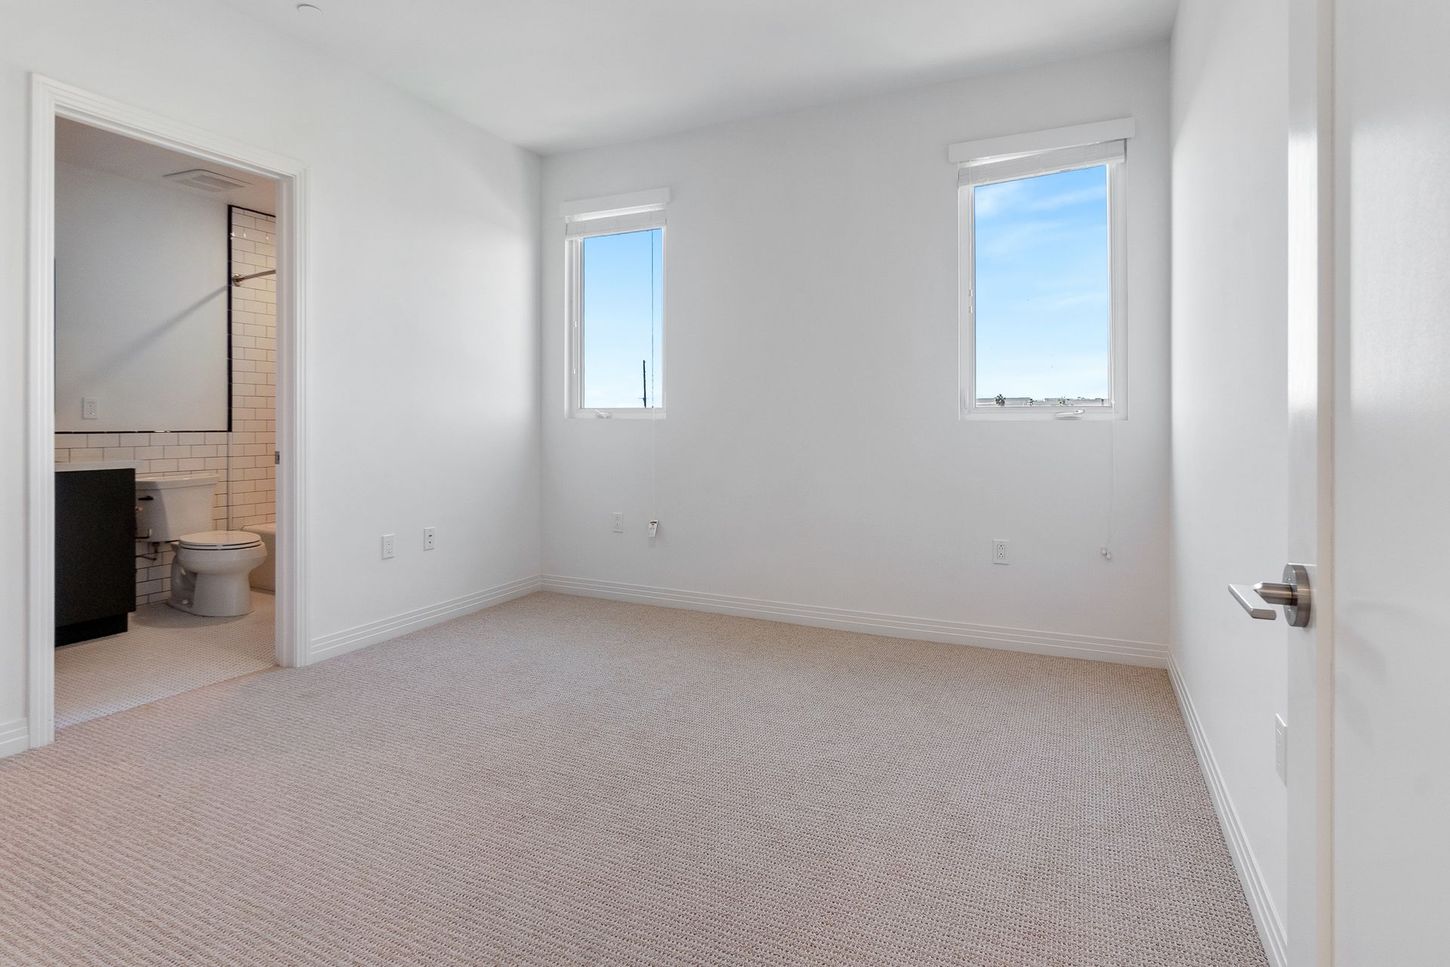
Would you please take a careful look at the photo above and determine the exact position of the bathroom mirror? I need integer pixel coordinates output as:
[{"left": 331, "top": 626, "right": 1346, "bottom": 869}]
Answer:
[{"left": 53, "top": 154, "right": 230, "bottom": 433}]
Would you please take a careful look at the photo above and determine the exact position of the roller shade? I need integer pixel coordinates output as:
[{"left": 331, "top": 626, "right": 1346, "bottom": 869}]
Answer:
[
  {"left": 562, "top": 188, "right": 669, "bottom": 238},
  {"left": 959, "top": 139, "right": 1125, "bottom": 187}
]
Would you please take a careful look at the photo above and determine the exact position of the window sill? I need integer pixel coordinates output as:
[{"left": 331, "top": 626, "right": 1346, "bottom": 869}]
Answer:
[
  {"left": 570, "top": 408, "right": 666, "bottom": 421},
  {"left": 960, "top": 406, "right": 1123, "bottom": 422}
]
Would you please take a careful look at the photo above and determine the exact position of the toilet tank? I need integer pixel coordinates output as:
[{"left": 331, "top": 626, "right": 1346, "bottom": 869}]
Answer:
[{"left": 135, "top": 473, "right": 218, "bottom": 541}]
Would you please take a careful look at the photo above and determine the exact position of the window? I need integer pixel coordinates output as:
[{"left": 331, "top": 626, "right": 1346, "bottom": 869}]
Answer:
[
  {"left": 565, "top": 191, "right": 667, "bottom": 417},
  {"left": 957, "top": 135, "right": 1127, "bottom": 418}
]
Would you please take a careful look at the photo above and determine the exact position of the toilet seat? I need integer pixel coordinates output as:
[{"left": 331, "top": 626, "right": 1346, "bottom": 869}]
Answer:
[{"left": 178, "top": 530, "right": 263, "bottom": 550}]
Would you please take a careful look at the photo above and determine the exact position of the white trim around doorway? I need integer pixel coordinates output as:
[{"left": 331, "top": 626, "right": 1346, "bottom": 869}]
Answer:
[{"left": 26, "top": 75, "right": 311, "bottom": 750}]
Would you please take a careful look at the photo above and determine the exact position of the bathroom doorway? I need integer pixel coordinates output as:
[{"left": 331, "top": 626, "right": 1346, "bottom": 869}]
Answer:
[{"left": 26, "top": 78, "right": 311, "bottom": 748}]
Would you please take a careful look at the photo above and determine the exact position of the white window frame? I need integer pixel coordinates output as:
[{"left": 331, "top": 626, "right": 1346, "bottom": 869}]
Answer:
[
  {"left": 564, "top": 189, "right": 669, "bottom": 420},
  {"left": 955, "top": 123, "right": 1131, "bottom": 422}
]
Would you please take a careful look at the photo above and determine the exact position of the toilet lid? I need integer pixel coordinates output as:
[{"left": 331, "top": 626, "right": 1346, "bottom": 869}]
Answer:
[{"left": 178, "top": 530, "right": 263, "bottom": 550}]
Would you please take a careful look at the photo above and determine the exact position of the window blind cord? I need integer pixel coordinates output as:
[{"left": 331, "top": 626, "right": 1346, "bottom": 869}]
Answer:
[{"left": 1101, "top": 419, "right": 1117, "bottom": 562}]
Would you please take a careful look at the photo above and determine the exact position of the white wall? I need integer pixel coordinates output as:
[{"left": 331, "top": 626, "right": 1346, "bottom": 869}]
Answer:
[
  {"left": 1169, "top": 0, "right": 1289, "bottom": 949},
  {"left": 1333, "top": 0, "right": 1450, "bottom": 960},
  {"left": 0, "top": 0, "right": 541, "bottom": 742},
  {"left": 54, "top": 161, "right": 229, "bottom": 432},
  {"left": 540, "top": 46, "right": 1172, "bottom": 660}
]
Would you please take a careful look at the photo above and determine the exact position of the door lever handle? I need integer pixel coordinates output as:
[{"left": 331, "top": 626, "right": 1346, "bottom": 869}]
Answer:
[
  {"left": 1229, "top": 583, "right": 1277, "bottom": 620},
  {"left": 1228, "top": 564, "right": 1312, "bottom": 627}
]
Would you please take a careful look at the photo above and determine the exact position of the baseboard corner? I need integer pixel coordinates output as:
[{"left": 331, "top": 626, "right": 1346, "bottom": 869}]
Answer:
[{"left": 307, "top": 574, "right": 542, "bottom": 664}]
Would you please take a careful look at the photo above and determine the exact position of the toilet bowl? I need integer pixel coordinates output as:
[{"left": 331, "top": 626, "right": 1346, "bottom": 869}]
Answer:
[
  {"left": 135, "top": 474, "right": 269, "bottom": 618},
  {"left": 170, "top": 530, "right": 267, "bottom": 617}
]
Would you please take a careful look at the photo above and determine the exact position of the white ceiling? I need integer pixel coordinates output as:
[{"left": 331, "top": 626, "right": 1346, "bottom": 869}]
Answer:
[
  {"left": 55, "top": 118, "right": 278, "bottom": 213},
  {"left": 218, "top": 0, "right": 1178, "bottom": 155}
]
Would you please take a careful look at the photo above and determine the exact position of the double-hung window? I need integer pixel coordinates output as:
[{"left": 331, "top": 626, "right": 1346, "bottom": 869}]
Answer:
[
  {"left": 955, "top": 121, "right": 1130, "bottom": 419},
  {"left": 564, "top": 190, "right": 668, "bottom": 418}
]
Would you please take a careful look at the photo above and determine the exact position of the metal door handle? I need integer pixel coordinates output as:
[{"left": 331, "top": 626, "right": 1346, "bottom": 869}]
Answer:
[
  {"left": 1229, "top": 583, "right": 1277, "bottom": 619},
  {"left": 1227, "top": 564, "right": 1312, "bottom": 627}
]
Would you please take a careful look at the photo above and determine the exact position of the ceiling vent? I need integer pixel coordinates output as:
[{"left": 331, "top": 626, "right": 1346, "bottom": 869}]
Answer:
[{"left": 162, "top": 168, "right": 250, "bottom": 193}]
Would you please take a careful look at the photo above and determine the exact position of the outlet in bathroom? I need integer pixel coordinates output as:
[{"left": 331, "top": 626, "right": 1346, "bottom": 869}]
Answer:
[
  {"left": 423, "top": 527, "right": 436, "bottom": 551},
  {"left": 81, "top": 397, "right": 98, "bottom": 420},
  {"left": 381, "top": 533, "right": 395, "bottom": 560},
  {"left": 992, "top": 539, "right": 1010, "bottom": 565},
  {"left": 612, "top": 512, "right": 624, "bottom": 533}
]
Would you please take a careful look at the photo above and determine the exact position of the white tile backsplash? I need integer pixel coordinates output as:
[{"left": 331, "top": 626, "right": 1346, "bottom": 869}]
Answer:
[{"left": 54, "top": 208, "right": 277, "bottom": 606}]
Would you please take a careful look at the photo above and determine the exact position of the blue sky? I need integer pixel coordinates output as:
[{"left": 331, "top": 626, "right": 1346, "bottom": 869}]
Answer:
[
  {"left": 973, "top": 164, "right": 1110, "bottom": 401},
  {"left": 581, "top": 228, "right": 664, "bottom": 409}
]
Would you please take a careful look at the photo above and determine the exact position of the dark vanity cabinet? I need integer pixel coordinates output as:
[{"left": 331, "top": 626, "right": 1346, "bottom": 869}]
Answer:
[{"left": 55, "top": 468, "right": 136, "bottom": 645}]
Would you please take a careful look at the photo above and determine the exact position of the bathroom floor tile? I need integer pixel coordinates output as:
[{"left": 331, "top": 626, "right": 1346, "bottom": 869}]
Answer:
[{"left": 54, "top": 593, "right": 275, "bottom": 729}]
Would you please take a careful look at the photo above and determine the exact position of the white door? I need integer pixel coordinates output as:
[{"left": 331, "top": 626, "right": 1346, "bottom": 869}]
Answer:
[
  {"left": 1327, "top": 0, "right": 1450, "bottom": 962},
  {"left": 1282, "top": 0, "right": 1333, "bottom": 962}
]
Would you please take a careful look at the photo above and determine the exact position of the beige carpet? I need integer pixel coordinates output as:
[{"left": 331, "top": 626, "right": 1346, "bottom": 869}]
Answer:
[
  {"left": 0, "top": 592, "right": 1267, "bottom": 967},
  {"left": 55, "top": 593, "right": 276, "bottom": 729}
]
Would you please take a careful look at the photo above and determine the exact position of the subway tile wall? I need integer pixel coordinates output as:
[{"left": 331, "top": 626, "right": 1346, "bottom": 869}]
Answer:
[{"left": 53, "top": 208, "right": 277, "bottom": 605}]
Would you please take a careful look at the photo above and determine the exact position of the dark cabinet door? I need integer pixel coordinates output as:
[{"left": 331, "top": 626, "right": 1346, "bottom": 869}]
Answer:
[{"left": 55, "top": 468, "right": 136, "bottom": 633}]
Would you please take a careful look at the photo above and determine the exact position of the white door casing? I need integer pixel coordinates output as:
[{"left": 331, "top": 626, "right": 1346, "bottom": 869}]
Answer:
[{"left": 27, "top": 76, "right": 312, "bottom": 749}]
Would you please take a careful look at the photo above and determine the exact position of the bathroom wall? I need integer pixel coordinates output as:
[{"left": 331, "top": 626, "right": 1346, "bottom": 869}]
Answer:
[
  {"left": 53, "top": 161, "right": 229, "bottom": 433},
  {"left": 52, "top": 206, "right": 279, "bottom": 606},
  {"left": 225, "top": 207, "right": 278, "bottom": 534}
]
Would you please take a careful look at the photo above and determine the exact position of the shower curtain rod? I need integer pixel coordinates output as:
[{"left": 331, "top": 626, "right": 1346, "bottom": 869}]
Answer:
[{"left": 230, "top": 268, "right": 277, "bottom": 287}]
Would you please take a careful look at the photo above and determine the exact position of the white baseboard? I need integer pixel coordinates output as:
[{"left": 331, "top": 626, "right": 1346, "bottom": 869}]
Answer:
[
  {"left": 541, "top": 574, "right": 1167, "bottom": 667},
  {"left": 0, "top": 719, "right": 30, "bottom": 761},
  {"left": 1168, "top": 657, "right": 1286, "bottom": 967},
  {"left": 308, "top": 575, "right": 543, "bottom": 663}
]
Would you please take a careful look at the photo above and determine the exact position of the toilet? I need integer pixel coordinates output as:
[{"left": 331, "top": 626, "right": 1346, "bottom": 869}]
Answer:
[{"left": 135, "top": 473, "right": 267, "bottom": 617}]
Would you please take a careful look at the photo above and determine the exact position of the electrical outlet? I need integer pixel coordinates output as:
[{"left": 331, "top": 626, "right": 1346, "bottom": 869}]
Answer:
[
  {"left": 992, "top": 539, "right": 1010, "bottom": 565},
  {"left": 648, "top": 520, "right": 659, "bottom": 539},
  {"left": 612, "top": 512, "right": 624, "bottom": 533},
  {"left": 1275, "top": 714, "right": 1288, "bottom": 784},
  {"left": 423, "top": 527, "right": 436, "bottom": 551},
  {"left": 381, "top": 533, "right": 395, "bottom": 560},
  {"left": 81, "top": 397, "right": 98, "bottom": 420}
]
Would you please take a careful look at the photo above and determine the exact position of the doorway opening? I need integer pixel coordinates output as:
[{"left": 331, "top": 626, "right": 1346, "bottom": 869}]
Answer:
[{"left": 27, "top": 77, "right": 310, "bottom": 748}]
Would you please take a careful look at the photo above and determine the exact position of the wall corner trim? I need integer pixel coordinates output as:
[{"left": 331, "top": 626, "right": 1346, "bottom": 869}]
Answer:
[
  {"left": 307, "top": 575, "right": 543, "bottom": 664},
  {"left": 541, "top": 575, "right": 1167, "bottom": 666},
  {"left": 1168, "top": 656, "right": 1287, "bottom": 967}
]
